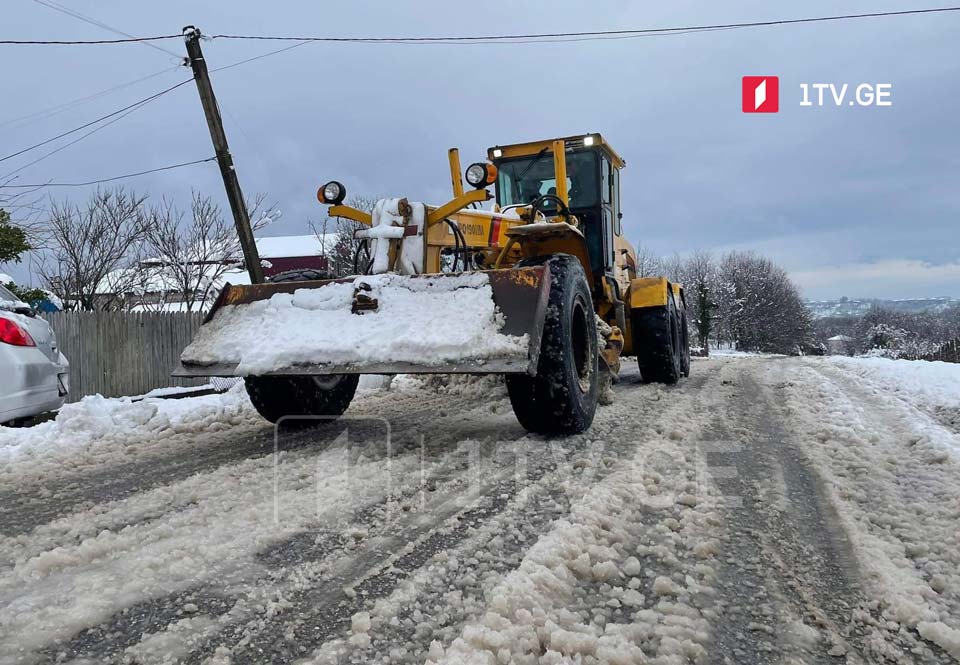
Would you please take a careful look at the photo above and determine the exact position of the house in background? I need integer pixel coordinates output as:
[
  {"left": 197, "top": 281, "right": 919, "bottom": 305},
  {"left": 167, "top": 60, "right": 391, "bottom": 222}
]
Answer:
[
  {"left": 826, "top": 335, "right": 854, "bottom": 355},
  {"left": 255, "top": 235, "right": 331, "bottom": 278},
  {"left": 94, "top": 233, "right": 335, "bottom": 311}
]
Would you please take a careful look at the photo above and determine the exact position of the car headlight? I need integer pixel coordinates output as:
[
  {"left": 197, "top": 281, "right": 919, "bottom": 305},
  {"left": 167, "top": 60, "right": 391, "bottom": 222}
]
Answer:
[
  {"left": 465, "top": 162, "right": 497, "bottom": 189},
  {"left": 318, "top": 181, "right": 347, "bottom": 205}
]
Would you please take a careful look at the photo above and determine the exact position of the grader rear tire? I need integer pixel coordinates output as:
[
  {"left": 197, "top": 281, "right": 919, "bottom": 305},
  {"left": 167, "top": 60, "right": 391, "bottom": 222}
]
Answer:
[
  {"left": 243, "top": 268, "right": 359, "bottom": 425},
  {"left": 505, "top": 254, "right": 599, "bottom": 436},
  {"left": 634, "top": 290, "right": 682, "bottom": 385},
  {"left": 680, "top": 312, "right": 691, "bottom": 378}
]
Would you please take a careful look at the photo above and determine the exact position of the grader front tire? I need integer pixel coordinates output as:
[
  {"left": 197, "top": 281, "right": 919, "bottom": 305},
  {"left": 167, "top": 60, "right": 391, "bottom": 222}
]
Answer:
[
  {"left": 244, "top": 374, "right": 359, "bottom": 424},
  {"left": 243, "top": 268, "right": 359, "bottom": 425},
  {"left": 505, "top": 254, "right": 599, "bottom": 436}
]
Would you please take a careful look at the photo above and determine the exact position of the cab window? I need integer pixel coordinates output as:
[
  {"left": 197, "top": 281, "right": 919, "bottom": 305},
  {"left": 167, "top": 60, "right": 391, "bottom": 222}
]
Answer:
[
  {"left": 601, "top": 157, "right": 611, "bottom": 204},
  {"left": 496, "top": 151, "right": 598, "bottom": 208}
]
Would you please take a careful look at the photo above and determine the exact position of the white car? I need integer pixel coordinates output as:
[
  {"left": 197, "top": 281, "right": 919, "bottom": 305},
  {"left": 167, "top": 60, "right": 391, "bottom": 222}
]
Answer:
[{"left": 0, "top": 284, "right": 69, "bottom": 425}]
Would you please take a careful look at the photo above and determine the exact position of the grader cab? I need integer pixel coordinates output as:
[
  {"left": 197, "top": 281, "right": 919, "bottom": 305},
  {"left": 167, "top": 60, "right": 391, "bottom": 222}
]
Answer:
[{"left": 176, "top": 134, "right": 690, "bottom": 435}]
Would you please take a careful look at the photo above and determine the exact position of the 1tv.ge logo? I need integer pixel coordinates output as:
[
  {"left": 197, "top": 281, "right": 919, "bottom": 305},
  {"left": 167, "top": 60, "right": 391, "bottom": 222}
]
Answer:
[
  {"left": 742, "top": 76, "right": 893, "bottom": 112},
  {"left": 742, "top": 76, "right": 779, "bottom": 113}
]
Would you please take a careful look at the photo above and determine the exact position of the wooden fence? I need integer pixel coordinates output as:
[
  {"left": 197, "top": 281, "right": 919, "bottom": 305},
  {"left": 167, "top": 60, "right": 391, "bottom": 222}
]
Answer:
[
  {"left": 41, "top": 311, "right": 208, "bottom": 402},
  {"left": 924, "top": 338, "right": 960, "bottom": 363}
]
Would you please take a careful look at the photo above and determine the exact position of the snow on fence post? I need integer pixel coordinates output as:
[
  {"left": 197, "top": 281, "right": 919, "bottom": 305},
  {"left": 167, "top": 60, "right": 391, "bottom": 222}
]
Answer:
[{"left": 40, "top": 311, "right": 208, "bottom": 402}]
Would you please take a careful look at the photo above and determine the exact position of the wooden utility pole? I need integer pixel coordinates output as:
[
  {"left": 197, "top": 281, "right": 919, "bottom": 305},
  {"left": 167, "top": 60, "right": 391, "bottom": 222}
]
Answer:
[{"left": 182, "top": 25, "right": 264, "bottom": 284}]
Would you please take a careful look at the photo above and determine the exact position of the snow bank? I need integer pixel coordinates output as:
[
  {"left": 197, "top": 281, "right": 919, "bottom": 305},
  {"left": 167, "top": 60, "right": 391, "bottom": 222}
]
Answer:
[
  {"left": 824, "top": 355, "right": 960, "bottom": 411},
  {"left": 779, "top": 359, "right": 960, "bottom": 656},
  {"left": 181, "top": 273, "right": 529, "bottom": 375},
  {"left": 0, "top": 383, "right": 255, "bottom": 461}
]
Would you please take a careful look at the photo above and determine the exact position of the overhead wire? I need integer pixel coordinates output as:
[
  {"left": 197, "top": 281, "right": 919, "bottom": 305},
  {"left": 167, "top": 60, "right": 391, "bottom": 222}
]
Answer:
[
  {"left": 0, "top": 34, "right": 181, "bottom": 45},
  {"left": 0, "top": 78, "right": 194, "bottom": 164},
  {"left": 0, "top": 65, "right": 179, "bottom": 130},
  {"left": 1, "top": 157, "right": 217, "bottom": 188},
  {"left": 210, "top": 41, "right": 310, "bottom": 73},
  {"left": 30, "top": 0, "right": 184, "bottom": 59},
  {"left": 207, "top": 7, "right": 960, "bottom": 44},
  {"left": 1, "top": 101, "right": 154, "bottom": 180},
  {"left": 2, "top": 7, "right": 958, "bottom": 46}
]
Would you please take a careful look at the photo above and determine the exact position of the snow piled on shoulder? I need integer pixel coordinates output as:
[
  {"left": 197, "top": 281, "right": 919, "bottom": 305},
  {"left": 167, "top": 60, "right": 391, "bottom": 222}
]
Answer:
[
  {"left": 824, "top": 355, "right": 960, "bottom": 413},
  {"left": 0, "top": 383, "right": 255, "bottom": 461},
  {"left": 181, "top": 273, "right": 529, "bottom": 375},
  {"left": 779, "top": 358, "right": 960, "bottom": 658}
]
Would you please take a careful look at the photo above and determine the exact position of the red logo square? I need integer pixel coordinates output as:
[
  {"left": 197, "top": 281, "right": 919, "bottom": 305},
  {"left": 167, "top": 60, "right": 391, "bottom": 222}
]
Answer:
[{"left": 742, "top": 76, "right": 779, "bottom": 113}]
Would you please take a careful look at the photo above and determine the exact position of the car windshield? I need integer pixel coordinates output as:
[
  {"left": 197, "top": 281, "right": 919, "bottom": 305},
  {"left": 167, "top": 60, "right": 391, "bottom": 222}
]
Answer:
[
  {"left": 0, "top": 284, "right": 20, "bottom": 303},
  {"left": 497, "top": 150, "right": 597, "bottom": 208}
]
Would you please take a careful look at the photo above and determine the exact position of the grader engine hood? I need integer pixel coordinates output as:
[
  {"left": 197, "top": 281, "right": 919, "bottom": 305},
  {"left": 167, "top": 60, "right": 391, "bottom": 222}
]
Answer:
[{"left": 175, "top": 267, "right": 551, "bottom": 377}]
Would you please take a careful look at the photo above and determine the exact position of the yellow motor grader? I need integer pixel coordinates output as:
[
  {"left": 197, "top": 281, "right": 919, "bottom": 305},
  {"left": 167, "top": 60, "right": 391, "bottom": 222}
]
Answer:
[{"left": 176, "top": 134, "right": 690, "bottom": 435}]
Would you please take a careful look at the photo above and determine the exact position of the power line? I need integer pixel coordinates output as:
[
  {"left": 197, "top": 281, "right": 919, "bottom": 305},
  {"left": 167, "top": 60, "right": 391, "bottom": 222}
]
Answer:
[
  {"left": 0, "top": 157, "right": 217, "bottom": 188},
  {"left": 210, "top": 41, "right": 310, "bottom": 73},
  {"left": 0, "top": 66, "right": 178, "bottom": 130},
  {"left": 208, "top": 7, "right": 960, "bottom": 43},
  {"left": 0, "top": 78, "right": 193, "bottom": 164},
  {"left": 1, "top": 101, "right": 149, "bottom": 180},
  {"left": 3, "top": 7, "right": 958, "bottom": 46},
  {"left": 30, "top": 0, "right": 184, "bottom": 59},
  {"left": 0, "top": 34, "right": 181, "bottom": 45}
]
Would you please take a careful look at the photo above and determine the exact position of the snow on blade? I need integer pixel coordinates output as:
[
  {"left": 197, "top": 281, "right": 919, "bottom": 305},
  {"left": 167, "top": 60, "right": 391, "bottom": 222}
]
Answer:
[{"left": 181, "top": 273, "right": 529, "bottom": 375}]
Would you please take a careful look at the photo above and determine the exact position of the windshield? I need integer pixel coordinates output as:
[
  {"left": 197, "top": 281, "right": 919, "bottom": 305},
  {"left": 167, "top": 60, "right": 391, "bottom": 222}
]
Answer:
[
  {"left": 0, "top": 284, "right": 19, "bottom": 302},
  {"left": 496, "top": 150, "right": 598, "bottom": 208}
]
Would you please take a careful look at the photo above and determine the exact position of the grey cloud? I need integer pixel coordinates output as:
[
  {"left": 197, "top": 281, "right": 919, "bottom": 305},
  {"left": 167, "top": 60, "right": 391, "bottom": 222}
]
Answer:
[{"left": 1, "top": 0, "right": 957, "bottom": 301}]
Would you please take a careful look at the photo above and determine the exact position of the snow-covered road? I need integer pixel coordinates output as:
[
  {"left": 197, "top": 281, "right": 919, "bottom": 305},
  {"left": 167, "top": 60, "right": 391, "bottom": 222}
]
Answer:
[{"left": 1, "top": 356, "right": 959, "bottom": 664}]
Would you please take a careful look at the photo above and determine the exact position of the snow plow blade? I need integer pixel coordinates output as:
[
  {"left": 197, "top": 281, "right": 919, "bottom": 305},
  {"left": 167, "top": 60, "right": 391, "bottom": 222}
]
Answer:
[{"left": 173, "top": 267, "right": 551, "bottom": 377}]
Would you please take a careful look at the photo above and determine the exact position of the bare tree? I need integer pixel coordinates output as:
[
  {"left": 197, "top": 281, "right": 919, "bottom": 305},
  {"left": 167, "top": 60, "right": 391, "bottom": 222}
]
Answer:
[
  {"left": 634, "top": 245, "right": 663, "bottom": 278},
  {"left": 38, "top": 188, "right": 150, "bottom": 310},
  {"left": 312, "top": 194, "right": 377, "bottom": 277},
  {"left": 0, "top": 177, "right": 46, "bottom": 242},
  {"left": 135, "top": 192, "right": 279, "bottom": 311}
]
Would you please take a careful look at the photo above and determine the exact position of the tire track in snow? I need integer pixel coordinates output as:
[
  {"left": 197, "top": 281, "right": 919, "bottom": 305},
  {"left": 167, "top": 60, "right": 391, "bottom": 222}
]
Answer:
[
  {"left": 784, "top": 360, "right": 960, "bottom": 662},
  {"left": 421, "top": 362, "right": 725, "bottom": 664},
  {"left": 0, "top": 385, "right": 491, "bottom": 542},
  {"left": 703, "top": 359, "right": 868, "bottom": 664},
  {"left": 11, "top": 388, "right": 522, "bottom": 663},
  {"left": 178, "top": 365, "right": 719, "bottom": 664},
  {"left": 180, "top": 409, "right": 566, "bottom": 662}
]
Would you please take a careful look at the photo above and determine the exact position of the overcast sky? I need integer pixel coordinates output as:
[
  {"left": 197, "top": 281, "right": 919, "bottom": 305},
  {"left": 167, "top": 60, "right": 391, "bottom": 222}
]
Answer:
[{"left": 2, "top": 0, "right": 958, "bottom": 300}]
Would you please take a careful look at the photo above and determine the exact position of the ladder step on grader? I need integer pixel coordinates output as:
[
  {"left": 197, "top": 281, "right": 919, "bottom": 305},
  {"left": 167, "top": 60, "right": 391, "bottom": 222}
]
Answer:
[{"left": 175, "top": 134, "right": 690, "bottom": 435}]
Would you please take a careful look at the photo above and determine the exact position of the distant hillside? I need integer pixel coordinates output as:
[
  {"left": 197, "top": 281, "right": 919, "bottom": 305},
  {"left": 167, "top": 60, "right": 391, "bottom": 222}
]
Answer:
[{"left": 806, "top": 297, "right": 959, "bottom": 319}]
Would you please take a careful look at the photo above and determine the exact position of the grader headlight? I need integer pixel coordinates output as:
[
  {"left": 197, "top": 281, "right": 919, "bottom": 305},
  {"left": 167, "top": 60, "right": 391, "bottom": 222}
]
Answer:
[
  {"left": 465, "top": 162, "right": 497, "bottom": 189},
  {"left": 318, "top": 180, "right": 347, "bottom": 205}
]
